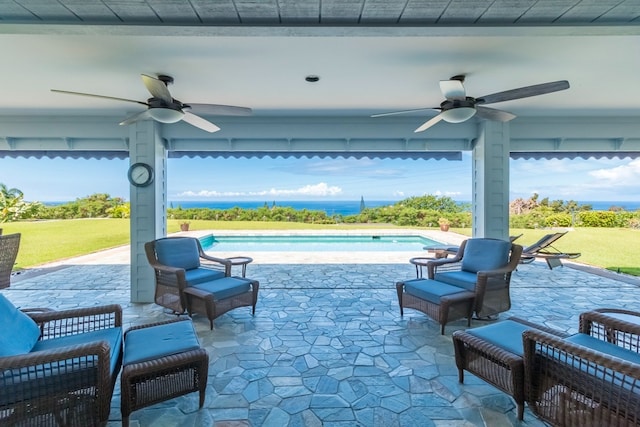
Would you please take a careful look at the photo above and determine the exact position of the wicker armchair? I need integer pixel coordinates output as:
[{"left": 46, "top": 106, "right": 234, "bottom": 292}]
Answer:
[
  {"left": 145, "top": 237, "right": 232, "bottom": 314},
  {"left": 0, "top": 232, "right": 21, "bottom": 289},
  {"left": 579, "top": 308, "right": 640, "bottom": 353},
  {"left": 146, "top": 237, "right": 260, "bottom": 329},
  {"left": 426, "top": 238, "right": 523, "bottom": 319},
  {"left": 0, "top": 302, "right": 123, "bottom": 426},
  {"left": 523, "top": 311, "right": 640, "bottom": 426}
]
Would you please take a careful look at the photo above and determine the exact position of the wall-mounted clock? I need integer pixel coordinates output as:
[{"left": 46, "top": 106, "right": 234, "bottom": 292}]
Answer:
[{"left": 127, "top": 163, "right": 154, "bottom": 187}]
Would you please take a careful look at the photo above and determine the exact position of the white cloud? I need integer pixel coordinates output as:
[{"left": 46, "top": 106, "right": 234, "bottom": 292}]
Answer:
[
  {"left": 589, "top": 158, "right": 640, "bottom": 184},
  {"left": 177, "top": 182, "right": 342, "bottom": 198},
  {"left": 511, "top": 158, "right": 640, "bottom": 201}
]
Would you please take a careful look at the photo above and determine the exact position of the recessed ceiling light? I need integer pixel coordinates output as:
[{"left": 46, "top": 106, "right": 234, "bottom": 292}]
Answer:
[{"left": 305, "top": 75, "right": 320, "bottom": 83}]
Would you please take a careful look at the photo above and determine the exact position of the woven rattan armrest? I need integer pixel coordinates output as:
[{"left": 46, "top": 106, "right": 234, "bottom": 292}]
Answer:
[
  {"left": 27, "top": 304, "right": 122, "bottom": 340},
  {"left": 0, "top": 340, "right": 111, "bottom": 370}
]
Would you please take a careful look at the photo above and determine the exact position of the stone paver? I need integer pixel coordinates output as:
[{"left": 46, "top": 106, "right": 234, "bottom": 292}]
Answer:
[{"left": 4, "top": 232, "right": 639, "bottom": 427}]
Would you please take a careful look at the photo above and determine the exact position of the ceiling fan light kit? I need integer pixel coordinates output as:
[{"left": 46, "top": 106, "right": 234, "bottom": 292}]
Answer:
[
  {"left": 441, "top": 106, "right": 476, "bottom": 123},
  {"left": 51, "top": 74, "right": 252, "bottom": 133},
  {"left": 148, "top": 107, "right": 184, "bottom": 123},
  {"left": 372, "top": 75, "right": 570, "bottom": 132}
]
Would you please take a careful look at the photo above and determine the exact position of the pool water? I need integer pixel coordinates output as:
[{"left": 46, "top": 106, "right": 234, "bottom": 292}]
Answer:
[{"left": 201, "top": 234, "right": 441, "bottom": 252}]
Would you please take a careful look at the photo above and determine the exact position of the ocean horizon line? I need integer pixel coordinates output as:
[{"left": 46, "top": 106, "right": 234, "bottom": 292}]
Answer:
[{"left": 42, "top": 199, "right": 640, "bottom": 217}]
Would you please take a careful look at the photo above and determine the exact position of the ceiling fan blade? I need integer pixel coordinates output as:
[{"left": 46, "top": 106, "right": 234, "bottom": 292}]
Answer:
[
  {"left": 439, "top": 80, "right": 465, "bottom": 100},
  {"left": 371, "top": 107, "right": 438, "bottom": 118},
  {"left": 476, "top": 106, "right": 517, "bottom": 122},
  {"left": 187, "top": 103, "right": 252, "bottom": 116},
  {"left": 414, "top": 114, "right": 445, "bottom": 133},
  {"left": 51, "top": 89, "right": 147, "bottom": 106},
  {"left": 476, "top": 80, "right": 570, "bottom": 105},
  {"left": 182, "top": 111, "right": 220, "bottom": 133},
  {"left": 141, "top": 74, "right": 173, "bottom": 104},
  {"left": 119, "top": 110, "right": 153, "bottom": 126}
]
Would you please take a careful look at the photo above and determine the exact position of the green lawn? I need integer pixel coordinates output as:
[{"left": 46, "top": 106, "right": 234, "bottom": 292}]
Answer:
[
  {"left": 454, "top": 227, "right": 640, "bottom": 274},
  {"left": 2, "top": 220, "right": 638, "bottom": 275}
]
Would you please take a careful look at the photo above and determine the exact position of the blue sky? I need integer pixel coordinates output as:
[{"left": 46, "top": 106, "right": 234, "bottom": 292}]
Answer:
[{"left": 1, "top": 155, "right": 639, "bottom": 204}]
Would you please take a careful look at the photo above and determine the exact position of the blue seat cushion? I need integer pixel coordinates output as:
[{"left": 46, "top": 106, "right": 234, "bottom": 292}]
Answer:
[
  {"left": 0, "top": 294, "right": 42, "bottom": 356},
  {"left": 192, "top": 277, "right": 252, "bottom": 301},
  {"left": 461, "top": 238, "right": 511, "bottom": 273},
  {"left": 434, "top": 270, "right": 478, "bottom": 291},
  {"left": 124, "top": 320, "right": 201, "bottom": 366},
  {"left": 185, "top": 267, "right": 225, "bottom": 286},
  {"left": 155, "top": 238, "right": 201, "bottom": 270},
  {"left": 565, "top": 333, "right": 640, "bottom": 365},
  {"left": 403, "top": 279, "right": 470, "bottom": 305},
  {"left": 466, "top": 319, "right": 538, "bottom": 356},
  {"left": 1, "top": 327, "right": 123, "bottom": 406},
  {"left": 32, "top": 327, "right": 123, "bottom": 377}
]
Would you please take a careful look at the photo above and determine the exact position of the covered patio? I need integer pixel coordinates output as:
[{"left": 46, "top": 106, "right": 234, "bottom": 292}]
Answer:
[
  {"left": 2, "top": 2, "right": 640, "bottom": 425},
  {"left": 5, "top": 233, "right": 639, "bottom": 426}
]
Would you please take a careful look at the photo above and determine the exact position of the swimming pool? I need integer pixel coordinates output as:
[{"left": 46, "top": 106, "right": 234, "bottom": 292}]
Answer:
[{"left": 201, "top": 234, "right": 441, "bottom": 252}]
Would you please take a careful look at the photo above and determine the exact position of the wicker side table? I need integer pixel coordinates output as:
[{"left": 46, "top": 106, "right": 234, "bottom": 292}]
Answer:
[
  {"left": 452, "top": 317, "right": 568, "bottom": 421},
  {"left": 120, "top": 318, "right": 209, "bottom": 427}
]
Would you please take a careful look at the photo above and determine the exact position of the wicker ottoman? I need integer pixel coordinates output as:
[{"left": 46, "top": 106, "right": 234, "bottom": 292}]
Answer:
[
  {"left": 120, "top": 318, "right": 209, "bottom": 427},
  {"left": 396, "top": 278, "right": 475, "bottom": 335},
  {"left": 452, "top": 317, "right": 568, "bottom": 420}
]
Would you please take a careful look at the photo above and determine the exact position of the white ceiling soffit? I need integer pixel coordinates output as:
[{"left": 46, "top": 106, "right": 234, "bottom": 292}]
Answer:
[{"left": 0, "top": 0, "right": 639, "bottom": 159}]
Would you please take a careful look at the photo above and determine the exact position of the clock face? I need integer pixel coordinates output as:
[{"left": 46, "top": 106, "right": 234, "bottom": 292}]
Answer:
[{"left": 128, "top": 163, "right": 154, "bottom": 187}]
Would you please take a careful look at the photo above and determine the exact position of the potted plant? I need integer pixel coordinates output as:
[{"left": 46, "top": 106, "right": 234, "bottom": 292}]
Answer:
[
  {"left": 180, "top": 221, "right": 190, "bottom": 231},
  {"left": 438, "top": 218, "right": 450, "bottom": 232}
]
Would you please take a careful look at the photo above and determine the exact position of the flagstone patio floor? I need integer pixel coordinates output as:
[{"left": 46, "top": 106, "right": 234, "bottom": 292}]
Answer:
[{"left": 4, "top": 232, "right": 639, "bottom": 427}]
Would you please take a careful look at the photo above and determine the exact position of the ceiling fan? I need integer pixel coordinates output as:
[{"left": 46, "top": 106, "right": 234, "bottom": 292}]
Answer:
[
  {"left": 51, "top": 74, "right": 252, "bottom": 133},
  {"left": 371, "top": 75, "right": 570, "bottom": 133}
]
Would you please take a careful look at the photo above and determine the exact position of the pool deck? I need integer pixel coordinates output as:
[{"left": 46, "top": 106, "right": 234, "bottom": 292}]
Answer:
[{"left": 5, "top": 229, "right": 640, "bottom": 427}]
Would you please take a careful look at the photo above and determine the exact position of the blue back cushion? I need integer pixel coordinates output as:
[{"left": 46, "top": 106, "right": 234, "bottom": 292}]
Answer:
[
  {"left": 155, "top": 238, "right": 200, "bottom": 270},
  {"left": 0, "top": 294, "right": 42, "bottom": 356},
  {"left": 461, "top": 238, "right": 511, "bottom": 273}
]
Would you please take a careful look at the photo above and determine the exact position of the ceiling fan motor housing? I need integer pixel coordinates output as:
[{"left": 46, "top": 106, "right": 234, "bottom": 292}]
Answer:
[
  {"left": 147, "top": 98, "right": 182, "bottom": 110},
  {"left": 157, "top": 75, "right": 174, "bottom": 86}
]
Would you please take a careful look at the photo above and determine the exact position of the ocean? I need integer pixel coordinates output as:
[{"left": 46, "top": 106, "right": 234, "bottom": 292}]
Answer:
[
  {"left": 168, "top": 200, "right": 397, "bottom": 216},
  {"left": 168, "top": 200, "right": 640, "bottom": 216}
]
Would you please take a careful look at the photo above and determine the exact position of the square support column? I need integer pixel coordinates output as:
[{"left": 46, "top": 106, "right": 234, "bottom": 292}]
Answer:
[
  {"left": 129, "top": 121, "right": 167, "bottom": 303},
  {"left": 472, "top": 121, "right": 510, "bottom": 240}
]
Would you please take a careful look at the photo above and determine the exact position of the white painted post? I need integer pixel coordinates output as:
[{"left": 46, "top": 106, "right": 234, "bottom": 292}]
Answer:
[
  {"left": 128, "top": 121, "right": 167, "bottom": 303},
  {"left": 472, "top": 121, "right": 510, "bottom": 240}
]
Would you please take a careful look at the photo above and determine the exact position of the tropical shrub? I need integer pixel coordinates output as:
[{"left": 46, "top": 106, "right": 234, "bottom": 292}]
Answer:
[
  {"left": 0, "top": 183, "right": 42, "bottom": 222},
  {"left": 578, "top": 210, "right": 618, "bottom": 227},
  {"left": 543, "top": 213, "right": 573, "bottom": 228}
]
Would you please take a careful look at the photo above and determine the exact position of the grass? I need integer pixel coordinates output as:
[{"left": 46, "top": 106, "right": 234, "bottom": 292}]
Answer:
[{"left": 2, "top": 219, "right": 639, "bottom": 275}]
